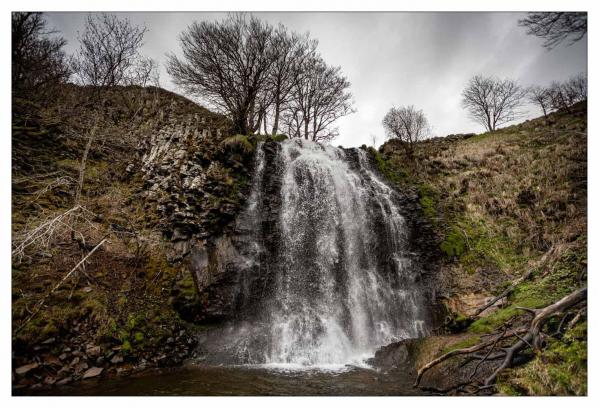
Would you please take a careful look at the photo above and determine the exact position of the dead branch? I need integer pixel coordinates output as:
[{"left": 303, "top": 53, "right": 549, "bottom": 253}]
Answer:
[
  {"left": 415, "top": 287, "right": 586, "bottom": 393},
  {"left": 527, "top": 287, "right": 587, "bottom": 351},
  {"left": 74, "top": 121, "right": 98, "bottom": 206},
  {"left": 12, "top": 205, "right": 82, "bottom": 263},
  {"left": 414, "top": 327, "right": 526, "bottom": 387}
]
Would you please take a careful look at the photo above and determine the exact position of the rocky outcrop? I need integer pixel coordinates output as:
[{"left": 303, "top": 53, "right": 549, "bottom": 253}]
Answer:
[
  {"left": 136, "top": 115, "right": 256, "bottom": 263},
  {"left": 188, "top": 141, "right": 283, "bottom": 323}
]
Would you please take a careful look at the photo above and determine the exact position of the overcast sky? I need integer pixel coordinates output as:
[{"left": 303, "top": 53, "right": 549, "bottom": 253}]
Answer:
[{"left": 44, "top": 12, "right": 587, "bottom": 147}]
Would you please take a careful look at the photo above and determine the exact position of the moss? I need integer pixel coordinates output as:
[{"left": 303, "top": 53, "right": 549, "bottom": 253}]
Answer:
[
  {"left": 121, "top": 339, "right": 132, "bottom": 354},
  {"left": 441, "top": 335, "right": 480, "bottom": 354},
  {"left": 271, "top": 134, "right": 288, "bottom": 142},
  {"left": 418, "top": 183, "right": 439, "bottom": 221},
  {"left": 221, "top": 134, "right": 255, "bottom": 153},
  {"left": 369, "top": 148, "right": 409, "bottom": 185},
  {"left": 440, "top": 227, "right": 467, "bottom": 258},
  {"left": 468, "top": 305, "right": 522, "bottom": 334}
]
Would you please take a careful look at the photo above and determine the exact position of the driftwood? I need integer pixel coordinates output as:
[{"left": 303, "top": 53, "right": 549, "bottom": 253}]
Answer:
[{"left": 415, "top": 287, "right": 587, "bottom": 392}]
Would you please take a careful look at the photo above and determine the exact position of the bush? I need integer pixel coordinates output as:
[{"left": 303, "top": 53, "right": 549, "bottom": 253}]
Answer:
[{"left": 221, "top": 134, "right": 254, "bottom": 153}]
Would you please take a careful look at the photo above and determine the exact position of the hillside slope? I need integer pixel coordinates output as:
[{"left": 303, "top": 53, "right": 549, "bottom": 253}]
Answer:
[
  {"left": 372, "top": 102, "right": 587, "bottom": 395},
  {"left": 11, "top": 84, "right": 258, "bottom": 391}
]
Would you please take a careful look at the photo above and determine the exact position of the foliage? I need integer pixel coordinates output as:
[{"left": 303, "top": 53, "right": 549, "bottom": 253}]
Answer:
[{"left": 222, "top": 134, "right": 255, "bottom": 154}]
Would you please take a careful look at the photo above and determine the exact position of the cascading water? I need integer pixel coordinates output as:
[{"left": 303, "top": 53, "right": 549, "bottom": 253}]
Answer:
[{"left": 198, "top": 139, "right": 431, "bottom": 368}]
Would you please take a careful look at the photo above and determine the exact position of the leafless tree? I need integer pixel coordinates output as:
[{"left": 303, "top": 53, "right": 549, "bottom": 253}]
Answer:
[
  {"left": 564, "top": 72, "right": 587, "bottom": 102},
  {"left": 72, "top": 13, "right": 148, "bottom": 88},
  {"left": 382, "top": 105, "right": 430, "bottom": 159},
  {"left": 267, "top": 26, "right": 317, "bottom": 135},
  {"left": 12, "top": 12, "right": 71, "bottom": 100},
  {"left": 167, "top": 13, "right": 275, "bottom": 135},
  {"left": 284, "top": 54, "right": 355, "bottom": 142},
  {"left": 527, "top": 85, "right": 552, "bottom": 119},
  {"left": 71, "top": 13, "right": 152, "bottom": 207},
  {"left": 519, "top": 12, "right": 587, "bottom": 50},
  {"left": 547, "top": 73, "right": 587, "bottom": 113},
  {"left": 461, "top": 75, "right": 527, "bottom": 132}
]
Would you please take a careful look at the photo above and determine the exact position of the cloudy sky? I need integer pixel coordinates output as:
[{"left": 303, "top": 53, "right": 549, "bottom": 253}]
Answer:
[{"left": 45, "top": 12, "right": 587, "bottom": 147}]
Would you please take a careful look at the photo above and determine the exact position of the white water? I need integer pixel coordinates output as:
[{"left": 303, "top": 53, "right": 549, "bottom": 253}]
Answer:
[
  {"left": 200, "top": 139, "right": 430, "bottom": 369},
  {"left": 260, "top": 140, "right": 427, "bottom": 366}
]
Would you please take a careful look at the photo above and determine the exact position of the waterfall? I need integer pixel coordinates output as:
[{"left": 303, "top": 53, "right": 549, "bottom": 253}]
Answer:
[{"left": 199, "top": 139, "right": 430, "bottom": 368}]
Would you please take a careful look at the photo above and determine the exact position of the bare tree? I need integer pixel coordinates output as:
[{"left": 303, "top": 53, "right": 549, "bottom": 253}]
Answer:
[
  {"left": 267, "top": 26, "right": 317, "bottom": 135},
  {"left": 167, "top": 13, "right": 274, "bottom": 135},
  {"left": 382, "top": 105, "right": 430, "bottom": 159},
  {"left": 461, "top": 75, "right": 527, "bottom": 132},
  {"left": 73, "top": 13, "right": 148, "bottom": 88},
  {"left": 564, "top": 72, "right": 587, "bottom": 102},
  {"left": 12, "top": 12, "right": 71, "bottom": 99},
  {"left": 71, "top": 13, "right": 151, "bottom": 207},
  {"left": 519, "top": 12, "right": 587, "bottom": 50},
  {"left": 547, "top": 73, "right": 587, "bottom": 113},
  {"left": 527, "top": 85, "right": 552, "bottom": 119},
  {"left": 284, "top": 55, "right": 355, "bottom": 142}
]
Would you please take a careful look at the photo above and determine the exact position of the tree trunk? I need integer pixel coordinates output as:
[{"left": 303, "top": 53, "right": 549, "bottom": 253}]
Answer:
[
  {"left": 304, "top": 119, "right": 309, "bottom": 140},
  {"left": 272, "top": 99, "right": 280, "bottom": 135}
]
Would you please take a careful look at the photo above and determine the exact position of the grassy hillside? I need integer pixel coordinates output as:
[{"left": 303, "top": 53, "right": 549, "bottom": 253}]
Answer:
[{"left": 373, "top": 102, "right": 587, "bottom": 395}]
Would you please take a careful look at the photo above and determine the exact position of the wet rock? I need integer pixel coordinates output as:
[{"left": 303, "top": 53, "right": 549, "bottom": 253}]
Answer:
[
  {"left": 370, "top": 339, "right": 420, "bottom": 371},
  {"left": 110, "top": 355, "right": 123, "bottom": 364},
  {"left": 15, "top": 363, "right": 38, "bottom": 376},
  {"left": 82, "top": 366, "right": 103, "bottom": 379}
]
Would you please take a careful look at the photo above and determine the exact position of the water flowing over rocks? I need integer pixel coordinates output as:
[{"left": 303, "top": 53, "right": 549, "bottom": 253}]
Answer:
[{"left": 192, "top": 139, "right": 441, "bottom": 366}]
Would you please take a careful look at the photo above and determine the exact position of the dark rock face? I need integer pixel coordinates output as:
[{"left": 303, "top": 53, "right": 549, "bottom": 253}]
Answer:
[
  {"left": 188, "top": 141, "right": 283, "bottom": 323},
  {"left": 138, "top": 116, "right": 254, "bottom": 263}
]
